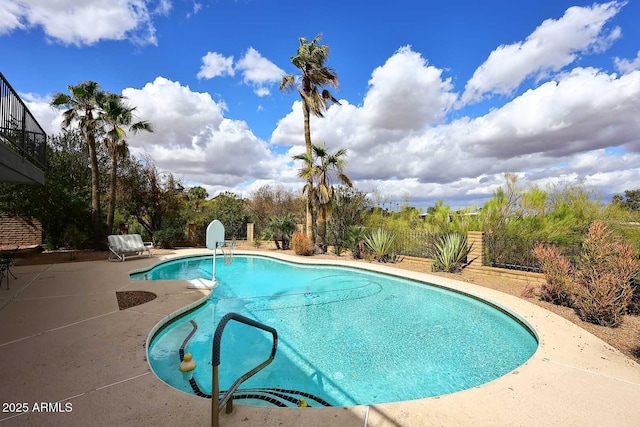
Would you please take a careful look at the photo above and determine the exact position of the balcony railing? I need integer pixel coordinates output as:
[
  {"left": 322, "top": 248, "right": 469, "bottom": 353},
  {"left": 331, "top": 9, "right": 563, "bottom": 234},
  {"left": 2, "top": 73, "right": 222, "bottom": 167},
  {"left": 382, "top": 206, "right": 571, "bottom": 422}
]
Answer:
[{"left": 0, "top": 72, "right": 47, "bottom": 170}]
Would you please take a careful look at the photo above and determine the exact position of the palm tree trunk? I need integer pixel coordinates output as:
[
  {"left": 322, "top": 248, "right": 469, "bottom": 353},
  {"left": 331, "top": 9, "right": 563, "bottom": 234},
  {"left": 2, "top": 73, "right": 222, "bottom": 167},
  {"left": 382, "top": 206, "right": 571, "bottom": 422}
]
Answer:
[
  {"left": 107, "top": 155, "right": 117, "bottom": 234},
  {"left": 316, "top": 206, "right": 327, "bottom": 253},
  {"left": 87, "top": 133, "right": 103, "bottom": 248},
  {"left": 302, "top": 101, "right": 314, "bottom": 242}
]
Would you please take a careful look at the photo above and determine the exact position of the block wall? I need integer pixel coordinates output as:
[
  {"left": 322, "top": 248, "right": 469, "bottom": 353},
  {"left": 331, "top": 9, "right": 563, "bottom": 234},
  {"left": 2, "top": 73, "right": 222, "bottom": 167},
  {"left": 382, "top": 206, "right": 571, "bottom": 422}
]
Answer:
[{"left": 0, "top": 214, "right": 43, "bottom": 247}]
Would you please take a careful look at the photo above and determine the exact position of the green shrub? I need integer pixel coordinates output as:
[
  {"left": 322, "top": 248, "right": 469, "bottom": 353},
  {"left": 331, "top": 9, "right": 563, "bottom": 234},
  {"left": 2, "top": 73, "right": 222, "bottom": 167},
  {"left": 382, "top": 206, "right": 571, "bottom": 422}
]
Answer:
[
  {"left": 346, "top": 226, "right": 366, "bottom": 259},
  {"left": 153, "top": 227, "right": 185, "bottom": 249},
  {"left": 262, "top": 214, "right": 297, "bottom": 250},
  {"left": 431, "top": 233, "right": 472, "bottom": 272}
]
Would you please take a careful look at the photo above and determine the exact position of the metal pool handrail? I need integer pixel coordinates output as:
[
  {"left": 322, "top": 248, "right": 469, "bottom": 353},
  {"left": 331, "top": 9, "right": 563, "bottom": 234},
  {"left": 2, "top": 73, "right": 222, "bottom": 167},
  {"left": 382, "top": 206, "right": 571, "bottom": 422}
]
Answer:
[{"left": 212, "top": 312, "right": 278, "bottom": 427}]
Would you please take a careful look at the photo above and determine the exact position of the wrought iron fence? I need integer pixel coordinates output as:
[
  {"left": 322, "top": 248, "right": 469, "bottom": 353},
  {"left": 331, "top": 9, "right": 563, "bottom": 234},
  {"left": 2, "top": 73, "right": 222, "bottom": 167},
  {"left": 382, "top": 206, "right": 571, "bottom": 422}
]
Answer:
[
  {"left": 356, "top": 228, "right": 443, "bottom": 258},
  {"left": 0, "top": 72, "right": 47, "bottom": 169},
  {"left": 483, "top": 234, "right": 582, "bottom": 272}
]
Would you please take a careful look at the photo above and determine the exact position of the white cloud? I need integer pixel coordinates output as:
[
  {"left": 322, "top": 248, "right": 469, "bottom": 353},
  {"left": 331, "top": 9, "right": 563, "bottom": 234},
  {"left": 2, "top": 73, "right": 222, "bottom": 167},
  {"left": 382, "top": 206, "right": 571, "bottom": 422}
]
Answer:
[
  {"left": 196, "top": 47, "right": 284, "bottom": 97},
  {"left": 615, "top": 50, "right": 640, "bottom": 74},
  {"left": 21, "top": 93, "right": 63, "bottom": 137},
  {"left": 272, "top": 44, "right": 640, "bottom": 206},
  {"left": 121, "top": 77, "right": 289, "bottom": 187},
  {"left": 0, "top": 0, "right": 164, "bottom": 46},
  {"left": 197, "top": 52, "right": 235, "bottom": 79},
  {"left": 0, "top": 0, "right": 25, "bottom": 34},
  {"left": 186, "top": 1, "right": 202, "bottom": 18},
  {"left": 462, "top": 1, "right": 623, "bottom": 104},
  {"left": 361, "top": 46, "right": 457, "bottom": 130},
  {"left": 235, "top": 47, "right": 285, "bottom": 97}
]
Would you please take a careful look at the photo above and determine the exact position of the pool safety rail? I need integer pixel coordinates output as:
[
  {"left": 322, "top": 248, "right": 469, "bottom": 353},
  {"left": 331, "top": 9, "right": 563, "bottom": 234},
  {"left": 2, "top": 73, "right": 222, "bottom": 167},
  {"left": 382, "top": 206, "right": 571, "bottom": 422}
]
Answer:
[{"left": 211, "top": 312, "right": 278, "bottom": 427}]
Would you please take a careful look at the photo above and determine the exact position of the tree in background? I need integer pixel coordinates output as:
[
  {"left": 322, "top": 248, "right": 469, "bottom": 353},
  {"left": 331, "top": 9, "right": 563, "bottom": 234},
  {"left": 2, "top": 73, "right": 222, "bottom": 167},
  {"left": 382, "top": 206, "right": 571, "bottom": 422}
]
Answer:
[
  {"left": 327, "top": 186, "right": 370, "bottom": 253},
  {"left": 0, "top": 130, "right": 93, "bottom": 248},
  {"left": 117, "top": 155, "right": 184, "bottom": 244},
  {"left": 199, "top": 192, "right": 248, "bottom": 241},
  {"left": 280, "top": 34, "right": 340, "bottom": 241},
  {"left": 294, "top": 144, "right": 352, "bottom": 252},
  {"left": 101, "top": 93, "right": 153, "bottom": 234},
  {"left": 612, "top": 189, "right": 640, "bottom": 212},
  {"left": 51, "top": 81, "right": 108, "bottom": 247},
  {"left": 246, "top": 184, "right": 304, "bottom": 235},
  {"left": 187, "top": 186, "right": 208, "bottom": 212}
]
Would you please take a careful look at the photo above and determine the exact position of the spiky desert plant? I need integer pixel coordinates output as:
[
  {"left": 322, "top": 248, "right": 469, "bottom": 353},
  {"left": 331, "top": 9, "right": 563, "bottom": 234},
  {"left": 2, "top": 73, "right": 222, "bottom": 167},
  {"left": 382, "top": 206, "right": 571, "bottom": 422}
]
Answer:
[
  {"left": 431, "top": 233, "right": 472, "bottom": 273},
  {"left": 531, "top": 242, "right": 576, "bottom": 307},
  {"left": 573, "top": 221, "right": 640, "bottom": 327},
  {"left": 363, "top": 228, "right": 397, "bottom": 262}
]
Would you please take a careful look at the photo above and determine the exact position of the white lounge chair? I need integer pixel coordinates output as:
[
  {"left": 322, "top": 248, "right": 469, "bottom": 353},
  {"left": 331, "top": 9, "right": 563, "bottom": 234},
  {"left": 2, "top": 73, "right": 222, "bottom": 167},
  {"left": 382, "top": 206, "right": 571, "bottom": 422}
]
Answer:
[{"left": 108, "top": 234, "right": 153, "bottom": 262}]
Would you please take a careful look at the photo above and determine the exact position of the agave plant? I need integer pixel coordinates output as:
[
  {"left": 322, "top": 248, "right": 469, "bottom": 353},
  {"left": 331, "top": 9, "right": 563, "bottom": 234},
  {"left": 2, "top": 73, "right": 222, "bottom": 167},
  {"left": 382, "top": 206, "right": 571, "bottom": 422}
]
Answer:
[
  {"left": 432, "top": 233, "right": 472, "bottom": 272},
  {"left": 363, "top": 228, "right": 397, "bottom": 262}
]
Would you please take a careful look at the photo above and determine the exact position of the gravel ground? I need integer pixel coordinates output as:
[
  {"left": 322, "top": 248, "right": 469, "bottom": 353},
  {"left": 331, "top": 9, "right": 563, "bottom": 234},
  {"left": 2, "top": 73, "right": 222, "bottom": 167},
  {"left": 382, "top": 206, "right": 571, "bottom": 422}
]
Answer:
[{"left": 14, "top": 247, "right": 640, "bottom": 364}]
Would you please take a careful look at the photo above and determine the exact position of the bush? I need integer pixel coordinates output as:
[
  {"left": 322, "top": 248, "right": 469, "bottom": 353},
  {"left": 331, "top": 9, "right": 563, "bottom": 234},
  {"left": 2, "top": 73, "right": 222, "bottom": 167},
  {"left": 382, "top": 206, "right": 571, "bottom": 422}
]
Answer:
[
  {"left": 153, "top": 226, "right": 185, "bottom": 249},
  {"left": 572, "top": 221, "right": 640, "bottom": 327},
  {"left": 431, "top": 233, "right": 472, "bottom": 273},
  {"left": 531, "top": 221, "right": 640, "bottom": 327},
  {"left": 292, "top": 232, "right": 314, "bottom": 256},
  {"left": 630, "top": 274, "right": 640, "bottom": 315},
  {"left": 346, "top": 226, "right": 366, "bottom": 259},
  {"left": 531, "top": 243, "right": 575, "bottom": 307}
]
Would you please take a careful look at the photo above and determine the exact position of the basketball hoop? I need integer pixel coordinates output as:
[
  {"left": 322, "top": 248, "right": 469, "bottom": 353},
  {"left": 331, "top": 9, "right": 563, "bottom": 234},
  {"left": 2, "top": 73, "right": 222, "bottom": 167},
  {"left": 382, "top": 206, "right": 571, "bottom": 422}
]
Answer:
[{"left": 222, "top": 241, "right": 236, "bottom": 265}]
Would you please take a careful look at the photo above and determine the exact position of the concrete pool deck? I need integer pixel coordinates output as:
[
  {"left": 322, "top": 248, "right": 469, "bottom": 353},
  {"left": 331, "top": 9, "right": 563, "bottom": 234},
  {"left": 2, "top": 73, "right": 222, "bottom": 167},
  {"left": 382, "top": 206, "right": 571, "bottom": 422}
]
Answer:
[{"left": 0, "top": 249, "right": 639, "bottom": 426}]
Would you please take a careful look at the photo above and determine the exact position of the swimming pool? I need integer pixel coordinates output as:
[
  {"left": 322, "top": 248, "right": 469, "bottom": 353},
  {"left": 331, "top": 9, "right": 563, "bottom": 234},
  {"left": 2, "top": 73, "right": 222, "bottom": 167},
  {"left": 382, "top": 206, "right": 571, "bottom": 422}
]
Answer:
[{"left": 139, "top": 255, "right": 538, "bottom": 408}]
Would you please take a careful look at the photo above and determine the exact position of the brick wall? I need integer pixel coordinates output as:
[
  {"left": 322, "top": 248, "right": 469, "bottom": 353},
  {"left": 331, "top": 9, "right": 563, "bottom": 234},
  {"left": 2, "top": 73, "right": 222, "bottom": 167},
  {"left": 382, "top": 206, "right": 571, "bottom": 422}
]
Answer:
[{"left": 0, "top": 214, "right": 43, "bottom": 247}]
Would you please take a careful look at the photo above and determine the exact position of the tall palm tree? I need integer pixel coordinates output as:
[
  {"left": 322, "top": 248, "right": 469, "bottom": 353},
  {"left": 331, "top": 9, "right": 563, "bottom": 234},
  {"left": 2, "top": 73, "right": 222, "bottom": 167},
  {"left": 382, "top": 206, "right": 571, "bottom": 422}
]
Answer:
[
  {"left": 294, "top": 144, "right": 352, "bottom": 252},
  {"left": 100, "top": 93, "right": 153, "bottom": 233},
  {"left": 280, "top": 34, "right": 340, "bottom": 241},
  {"left": 51, "top": 81, "right": 108, "bottom": 247}
]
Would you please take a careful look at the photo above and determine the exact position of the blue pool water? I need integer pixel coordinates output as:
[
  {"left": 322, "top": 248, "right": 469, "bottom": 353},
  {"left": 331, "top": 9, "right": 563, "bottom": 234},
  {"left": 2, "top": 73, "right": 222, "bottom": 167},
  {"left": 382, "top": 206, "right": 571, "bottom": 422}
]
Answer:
[{"left": 140, "top": 255, "right": 538, "bottom": 408}]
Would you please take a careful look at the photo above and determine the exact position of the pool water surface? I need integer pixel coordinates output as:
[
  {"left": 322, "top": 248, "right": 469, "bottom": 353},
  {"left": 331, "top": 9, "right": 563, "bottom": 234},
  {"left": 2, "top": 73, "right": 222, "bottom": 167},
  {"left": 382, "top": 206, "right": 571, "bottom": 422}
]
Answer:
[{"left": 140, "top": 255, "right": 537, "bottom": 408}]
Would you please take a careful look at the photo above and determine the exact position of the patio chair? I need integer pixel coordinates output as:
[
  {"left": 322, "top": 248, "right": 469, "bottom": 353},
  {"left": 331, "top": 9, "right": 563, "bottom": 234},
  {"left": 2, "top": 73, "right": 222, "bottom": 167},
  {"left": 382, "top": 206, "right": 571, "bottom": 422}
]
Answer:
[
  {"left": 0, "top": 246, "right": 19, "bottom": 290},
  {"left": 108, "top": 234, "right": 153, "bottom": 262}
]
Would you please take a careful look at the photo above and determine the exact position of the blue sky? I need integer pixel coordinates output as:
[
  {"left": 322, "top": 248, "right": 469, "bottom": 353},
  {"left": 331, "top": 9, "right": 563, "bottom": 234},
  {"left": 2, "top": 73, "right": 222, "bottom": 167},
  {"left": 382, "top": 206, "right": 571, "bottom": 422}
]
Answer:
[{"left": 2, "top": 0, "right": 640, "bottom": 209}]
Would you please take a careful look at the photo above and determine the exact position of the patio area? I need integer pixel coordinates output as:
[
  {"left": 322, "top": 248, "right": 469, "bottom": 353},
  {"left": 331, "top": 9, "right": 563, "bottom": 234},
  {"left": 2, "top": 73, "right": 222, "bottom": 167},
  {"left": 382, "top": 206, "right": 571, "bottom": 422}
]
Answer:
[{"left": 1, "top": 249, "right": 639, "bottom": 426}]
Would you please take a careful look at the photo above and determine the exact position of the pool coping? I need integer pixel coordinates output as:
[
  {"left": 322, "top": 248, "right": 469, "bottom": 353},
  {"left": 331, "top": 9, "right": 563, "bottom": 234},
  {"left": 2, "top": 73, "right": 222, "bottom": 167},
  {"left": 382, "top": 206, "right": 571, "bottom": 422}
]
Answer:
[{"left": 1, "top": 249, "right": 639, "bottom": 426}]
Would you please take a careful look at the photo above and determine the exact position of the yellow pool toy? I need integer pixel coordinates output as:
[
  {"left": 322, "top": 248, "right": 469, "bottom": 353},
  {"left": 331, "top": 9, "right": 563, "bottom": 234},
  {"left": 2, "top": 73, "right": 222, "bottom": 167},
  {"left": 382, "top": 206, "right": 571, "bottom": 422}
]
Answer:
[{"left": 179, "top": 353, "right": 196, "bottom": 372}]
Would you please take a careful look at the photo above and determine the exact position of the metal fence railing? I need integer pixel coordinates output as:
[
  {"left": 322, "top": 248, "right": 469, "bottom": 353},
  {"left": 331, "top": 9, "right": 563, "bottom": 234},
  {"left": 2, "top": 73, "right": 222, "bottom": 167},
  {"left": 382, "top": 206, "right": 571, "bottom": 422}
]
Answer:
[
  {"left": 355, "top": 228, "right": 443, "bottom": 258},
  {"left": 0, "top": 72, "right": 47, "bottom": 170},
  {"left": 483, "top": 234, "right": 582, "bottom": 272}
]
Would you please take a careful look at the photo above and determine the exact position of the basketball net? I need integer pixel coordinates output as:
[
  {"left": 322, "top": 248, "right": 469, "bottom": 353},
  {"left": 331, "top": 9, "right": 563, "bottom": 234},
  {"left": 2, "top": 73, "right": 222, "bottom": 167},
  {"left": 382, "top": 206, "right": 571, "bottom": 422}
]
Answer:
[{"left": 222, "top": 241, "right": 236, "bottom": 265}]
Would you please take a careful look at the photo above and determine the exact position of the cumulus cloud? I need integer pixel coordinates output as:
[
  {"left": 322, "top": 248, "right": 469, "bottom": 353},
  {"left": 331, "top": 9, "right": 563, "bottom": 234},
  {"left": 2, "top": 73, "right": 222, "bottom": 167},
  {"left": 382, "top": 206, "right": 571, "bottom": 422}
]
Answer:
[
  {"left": 615, "top": 50, "right": 640, "bottom": 74},
  {"left": 121, "top": 77, "right": 289, "bottom": 188},
  {"left": 197, "top": 47, "right": 284, "bottom": 96},
  {"left": 0, "top": 0, "right": 164, "bottom": 46},
  {"left": 20, "top": 93, "right": 63, "bottom": 137},
  {"left": 462, "top": 1, "right": 623, "bottom": 104},
  {"left": 361, "top": 46, "right": 457, "bottom": 130},
  {"left": 197, "top": 52, "right": 235, "bottom": 79},
  {"left": 272, "top": 43, "right": 640, "bottom": 206},
  {"left": 235, "top": 47, "right": 285, "bottom": 96}
]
